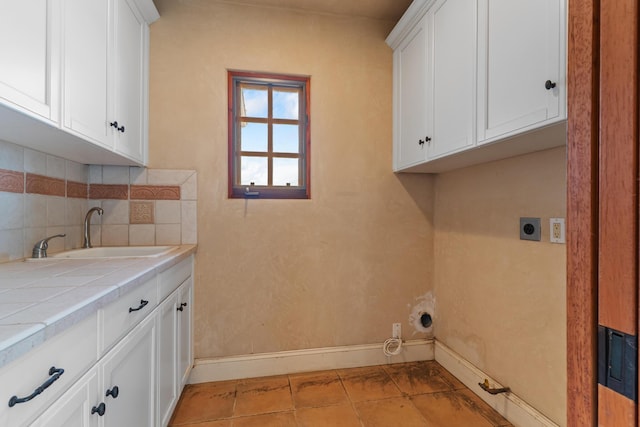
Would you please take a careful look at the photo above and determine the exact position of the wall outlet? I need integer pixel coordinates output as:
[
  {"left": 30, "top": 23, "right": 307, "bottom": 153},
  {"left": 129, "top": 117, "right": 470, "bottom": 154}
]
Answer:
[
  {"left": 520, "top": 217, "right": 541, "bottom": 241},
  {"left": 392, "top": 323, "right": 401, "bottom": 339},
  {"left": 550, "top": 218, "right": 566, "bottom": 244}
]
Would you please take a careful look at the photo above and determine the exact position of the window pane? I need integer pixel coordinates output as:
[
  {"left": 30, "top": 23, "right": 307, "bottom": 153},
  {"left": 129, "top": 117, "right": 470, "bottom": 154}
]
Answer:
[
  {"left": 240, "top": 85, "right": 268, "bottom": 118},
  {"left": 240, "top": 122, "right": 268, "bottom": 152},
  {"left": 273, "top": 88, "right": 299, "bottom": 120},
  {"left": 240, "top": 156, "right": 268, "bottom": 186},
  {"left": 273, "top": 124, "right": 299, "bottom": 153},
  {"left": 273, "top": 158, "right": 299, "bottom": 186}
]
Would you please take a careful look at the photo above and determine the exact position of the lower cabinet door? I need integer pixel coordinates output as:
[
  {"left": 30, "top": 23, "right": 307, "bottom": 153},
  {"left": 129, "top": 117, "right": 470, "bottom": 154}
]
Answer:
[
  {"left": 177, "top": 278, "right": 193, "bottom": 388},
  {"left": 157, "top": 292, "right": 178, "bottom": 427},
  {"left": 101, "top": 313, "right": 156, "bottom": 427},
  {"left": 29, "top": 368, "right": 99, "bottom": 427}
]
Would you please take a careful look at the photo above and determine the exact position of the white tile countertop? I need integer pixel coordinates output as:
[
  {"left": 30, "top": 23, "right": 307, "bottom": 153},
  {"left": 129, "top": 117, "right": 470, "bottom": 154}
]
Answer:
[{"left": 0, "top": 245, "right": 197, "bottom": 369}]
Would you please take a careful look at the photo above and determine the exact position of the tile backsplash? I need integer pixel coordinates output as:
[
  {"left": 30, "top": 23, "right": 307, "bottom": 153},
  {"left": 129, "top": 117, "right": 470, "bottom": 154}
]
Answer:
[{"left": 0, "top": 140, "right": 197, "bottom": 263}]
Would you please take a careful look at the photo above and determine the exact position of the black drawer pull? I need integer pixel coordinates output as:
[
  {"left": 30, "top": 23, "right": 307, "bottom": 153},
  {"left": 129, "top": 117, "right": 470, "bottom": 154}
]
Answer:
[
  {"left": 91, "top": 402, "right": 106, "bottom": 416},
  {"left": 106, "top": 386, "right": 119, "bottom": 399},
  {"left": 129, "top": 299, "right": 149, "bottom": 313},
  {"left": 177, "top": 302, "right": 188, "bottom": 312},
  {"left": 8, "top": 366, "right": 65, "bottom": 407}
]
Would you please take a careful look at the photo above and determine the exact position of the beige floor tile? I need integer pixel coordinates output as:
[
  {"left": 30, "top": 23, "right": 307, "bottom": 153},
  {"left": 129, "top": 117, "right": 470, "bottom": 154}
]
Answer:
[
  {"left": 295, "top": 404, "right": 363, "bottom": 427},
  {"left": 338, "top": 366, "right": 402, "bottom": 402},
  {"left": 169, "top": 381, "right": 237, "bottom": 425},
  {"left": 231, "top": 411, "right": 297, "bottom": 427},
  {"left": 290, "top": 370, "right": 349, "bottom": 408},
  {"left": 411, "top": 390, "right": 496, "bottom": 427},
  {"left": 383, "top": 361, "right": 462, "bottom": 395},
  {"left": 234, "top": 375, "right": 294, "bottom": 417},
  {"left": 355, "top": 397, "right": 428, "bottom": 427}
]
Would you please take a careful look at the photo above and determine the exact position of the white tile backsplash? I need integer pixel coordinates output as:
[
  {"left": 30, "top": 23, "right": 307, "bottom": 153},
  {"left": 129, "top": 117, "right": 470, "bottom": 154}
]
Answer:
[
  {"left": 47, "top": 197, "right": 66, "bottom": 227},
  {"left": 46, "top": 155, "right": 66, "bottom": 180},
  {"left": 0, "top": 140, "right": 24, "bottom": 172},
  {"left": 103, "top": 166, "right": 130, "bottom": 184},
  {"left": 0, "top": 141, "right": 197, "bottom": 262},
  {"left": 25, "top": 195, "right": 47, "bottom": 227},
  {"left": 0, "top": 193, "right": 24, "bottom": 230},
  {"left": 101, "top": 225, "right": 129, "bottom": 246},
  {"left": 101, "top": 200, "right": 129, "bottom": 224},
  {"left": 156, "top": 224, "right": 181, "bottom": 245},
  {"left": 129, "top": 224, "right": 155, "bottom": 246},
  {"left": 155, "top": 200, "right": 181, "bottom": 224},
  {"left": 65, "top": 160, "right": 89, "bottom": 183},
  {"left": 181, "top": 201, "right": 197, "bottom": 245},
  {"left": 23, "top": 148, "right": 46, "bottom": 174}
]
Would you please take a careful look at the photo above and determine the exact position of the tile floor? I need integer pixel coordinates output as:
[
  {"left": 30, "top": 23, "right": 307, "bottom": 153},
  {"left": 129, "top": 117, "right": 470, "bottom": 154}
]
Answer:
[{"left": 169, "top": 361, "right": 513, "bottom": 427}]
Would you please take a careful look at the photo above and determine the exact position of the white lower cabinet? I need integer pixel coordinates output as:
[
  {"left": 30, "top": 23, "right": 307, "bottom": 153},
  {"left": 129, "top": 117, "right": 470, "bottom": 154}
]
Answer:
[
  {"left": 30, "top": 369, "right": 99, "bottom": 427},
  {"left": 100, "top": 313, "right": 156, "bottom": 427},
  {"left": 19, "top": 254, "right": 194, "bottom": 427},
  {"left": 157, "top": 291, "right": 179, "bottom": 427},
  {"left": 177, "top": 279, "right": 193, "bottom": 389},
  {"left": 157, "top": 277, "right": 193, "bottom": 427}
]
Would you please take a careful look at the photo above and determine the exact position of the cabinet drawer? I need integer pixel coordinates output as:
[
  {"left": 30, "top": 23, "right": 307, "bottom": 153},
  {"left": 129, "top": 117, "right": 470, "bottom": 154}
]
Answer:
[
  {"left": 0, "top": 313, "right": 98, "bottom": 427},
  {"left": 101, "top": 277, "right": 157, "bottom": 354},
  {"left": 158, "top": 257, "right": 192, "bottom": 301}
]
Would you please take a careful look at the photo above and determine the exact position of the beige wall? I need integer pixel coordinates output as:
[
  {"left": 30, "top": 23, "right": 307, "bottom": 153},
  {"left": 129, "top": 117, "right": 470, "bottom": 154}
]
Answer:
[
  {"left": 148, "top": 2, "right": 567, "bottom": 422},
  {"left": 433, "top": 146, "right": 567, "bottom": 425},
  {"left": 148, "top": 1, "right": 435, "bottom": 358}
]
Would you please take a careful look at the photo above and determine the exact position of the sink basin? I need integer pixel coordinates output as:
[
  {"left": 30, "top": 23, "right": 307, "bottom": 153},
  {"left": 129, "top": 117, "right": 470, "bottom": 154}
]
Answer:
[{"left": 47, "top": 246, "right": 178, "bottom": 259}]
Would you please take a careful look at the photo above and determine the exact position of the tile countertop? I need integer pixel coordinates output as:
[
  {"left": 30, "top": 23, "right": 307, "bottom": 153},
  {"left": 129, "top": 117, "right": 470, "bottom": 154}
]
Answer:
[{"left": 0, "top": 244, "right": 197, "bottom": 369}]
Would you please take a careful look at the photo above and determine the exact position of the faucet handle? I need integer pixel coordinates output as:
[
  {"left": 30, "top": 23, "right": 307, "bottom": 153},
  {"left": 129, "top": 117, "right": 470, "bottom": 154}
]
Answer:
[{"left": 32, "top": 234, "right": 66, "bottom": 258}]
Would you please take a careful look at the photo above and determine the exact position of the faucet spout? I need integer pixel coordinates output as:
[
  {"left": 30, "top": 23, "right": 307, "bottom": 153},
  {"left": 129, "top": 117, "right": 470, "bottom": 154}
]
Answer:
[{"left": 83, "top": 207, "right": 104, "bottom": 248}]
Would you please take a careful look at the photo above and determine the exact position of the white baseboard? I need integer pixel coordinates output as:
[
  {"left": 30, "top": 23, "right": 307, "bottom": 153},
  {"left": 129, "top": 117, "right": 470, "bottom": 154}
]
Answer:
[
  {"left": 434, "top": 341, "right": 559, "bottom": 427},
  {"left": 189, "top": 339, "right": 434, "bottom": 384}
]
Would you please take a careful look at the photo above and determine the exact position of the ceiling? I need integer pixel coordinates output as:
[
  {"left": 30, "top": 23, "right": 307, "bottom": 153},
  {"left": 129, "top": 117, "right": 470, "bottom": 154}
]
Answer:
[{"left": 217, "top": 0, "right": 413, "bottom": 21}]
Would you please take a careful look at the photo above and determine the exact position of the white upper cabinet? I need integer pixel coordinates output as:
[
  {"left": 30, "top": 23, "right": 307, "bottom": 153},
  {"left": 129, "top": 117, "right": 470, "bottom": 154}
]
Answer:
[
  {"left": 0, "top": 0, "right": 158, "bottom": 166},
  {"left": 393, "top": 14, "right": 429, "bottom": 170},
  {"left": 63, "top": 0, "right": 148, "bottom": 162},
  {"left": 0, "top": 0, "right": 58, "bottom": 121},
  {"left": 387, "top": 0, "right": 566, "bottom": 173},
  {"left": 427, "top": 0, "right": 476, "bottom": 159},
  {"left": 62, "top": 0, "right": 111, "bottom": 148},
  {"left": 112, "top": 0, "right": 147, "bottom": 162},
  {"left": 477, "top": 0, "right": 565, "bottom": 143}
]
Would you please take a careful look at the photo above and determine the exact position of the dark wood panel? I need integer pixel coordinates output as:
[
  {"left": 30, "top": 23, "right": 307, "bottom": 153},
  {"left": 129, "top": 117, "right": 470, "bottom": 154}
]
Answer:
[
  {"left": 598, "top": 385, "right": 636, "bottom": 426},
  {"left": 598, "top": 0, "right": 638, "bottom": 335},
  {"left": 567, "top": 0, "right": 599, "bottom": 424}
]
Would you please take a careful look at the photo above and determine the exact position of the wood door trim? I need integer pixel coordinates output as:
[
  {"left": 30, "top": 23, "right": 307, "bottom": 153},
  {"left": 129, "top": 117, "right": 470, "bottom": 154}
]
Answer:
[{"left": 567, "top": 0, "right": 599, "bottom": 425}]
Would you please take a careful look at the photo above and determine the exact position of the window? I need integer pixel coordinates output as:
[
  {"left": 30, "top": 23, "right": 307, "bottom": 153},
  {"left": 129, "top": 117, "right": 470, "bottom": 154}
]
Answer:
[{"left": 228, "top": 71, "right": 310, "bottom": 199}]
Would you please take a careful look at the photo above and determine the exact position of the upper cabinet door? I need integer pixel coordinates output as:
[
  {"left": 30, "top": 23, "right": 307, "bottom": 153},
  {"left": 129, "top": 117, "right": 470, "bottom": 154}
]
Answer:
[
  {"left": 0, "top": 0, "right": 58, "bottom": 120},
  {"left": 477, "top": 0, "right": 565, "bottom": 143},
  {"left": 427, "top": 0, "right": 476, "bottom": 159},
  {"left": 112, "top": 0, "right": 146, "bottom": 163},
  {"left": 62, "top": 0, "right": 111, "bottom": 148},
  {"left": 393, "top": 14, "right": 430, "bottom": 171}
]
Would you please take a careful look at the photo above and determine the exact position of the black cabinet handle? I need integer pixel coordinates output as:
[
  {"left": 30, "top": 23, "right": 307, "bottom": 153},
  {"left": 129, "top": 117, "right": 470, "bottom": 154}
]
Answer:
[
  {"left": 91, "top": 402, "right": 106, "bottom": 416},
  {"left": 177, "top": 302, "right": 187, "bottom": 312},
  {"left": 109, "top": 121, "right": 125, "bottom": 133},
  {"left": 129, "top": 299, "right": 149, "bottom": 313},
  {"left": 8, "top": 366, "right": 64, "bottom": 407},
  {"left": 545, "top": 80, "right": 557, "bottom": 90},
  {"left": 418, "top": 139, "right": 425, "bottom": 146},
  {"left": 425, "top": 136, "right": 432, "bottom": 143},
  {"left": 106, "top": 386, "right": 119, "bottom": 399}
]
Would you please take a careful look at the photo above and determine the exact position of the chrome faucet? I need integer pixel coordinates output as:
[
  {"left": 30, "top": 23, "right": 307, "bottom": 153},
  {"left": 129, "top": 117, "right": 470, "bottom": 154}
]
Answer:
[
  {"left": 32, "top": 234, "right": 66, "bottom": 258},
  {"left": 83, "top": 207, "right": 104, "bottom": 248}
]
